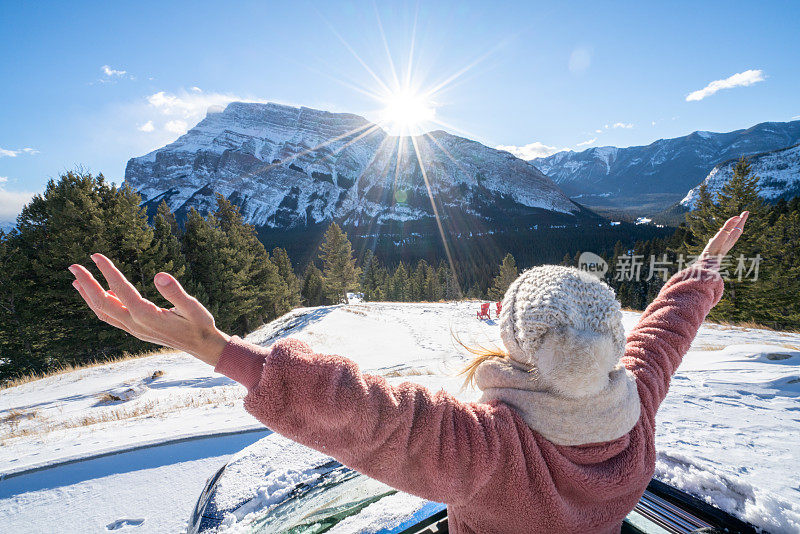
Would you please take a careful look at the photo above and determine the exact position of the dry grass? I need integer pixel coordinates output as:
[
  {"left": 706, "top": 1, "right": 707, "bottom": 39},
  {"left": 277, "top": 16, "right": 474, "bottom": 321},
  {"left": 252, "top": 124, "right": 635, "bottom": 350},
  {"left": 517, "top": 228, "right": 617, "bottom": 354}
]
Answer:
[
  {"left": 150, "top": 370, "right": 164, "bottom": 379},
  {"left": 96, "top": 392, "right": 126, "bottom": 403},
  {"left": 698, "top": 344, "right": 727, "bottom": 351},
  {"left": 705, "top": 319, "right": 800, "bottom": 333},
  {"left": 1, "top": 408, "right": 39, "bottom": 430},
  {"left": 698, "top": 342, "right": 800, "bottom": 351},
  {"left": 0, "top": 347, "right": 176, "bottom": 391},
  {"left": 0, "top": 409, "right": 43, "bottom": 441},
  {"left": 0, "top": 387, "right": 245, "bottom": 442},
  {"left": 382, "top": 367, "right": 435, "bottom": 378}
]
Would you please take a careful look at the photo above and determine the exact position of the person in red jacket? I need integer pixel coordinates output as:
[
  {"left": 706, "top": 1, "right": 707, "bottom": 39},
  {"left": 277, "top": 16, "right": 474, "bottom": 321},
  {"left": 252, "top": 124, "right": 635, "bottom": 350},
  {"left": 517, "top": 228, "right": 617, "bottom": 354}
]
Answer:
[{"left": 69, "top": 212, "right": 748, "bottom": 533}]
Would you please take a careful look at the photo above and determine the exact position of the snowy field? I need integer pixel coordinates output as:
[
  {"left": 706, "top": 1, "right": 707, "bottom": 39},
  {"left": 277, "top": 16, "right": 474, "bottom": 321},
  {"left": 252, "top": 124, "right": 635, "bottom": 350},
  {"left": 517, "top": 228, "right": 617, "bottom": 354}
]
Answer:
[{"left": 2, "top": 302, "right": 799, "bottom": 533}]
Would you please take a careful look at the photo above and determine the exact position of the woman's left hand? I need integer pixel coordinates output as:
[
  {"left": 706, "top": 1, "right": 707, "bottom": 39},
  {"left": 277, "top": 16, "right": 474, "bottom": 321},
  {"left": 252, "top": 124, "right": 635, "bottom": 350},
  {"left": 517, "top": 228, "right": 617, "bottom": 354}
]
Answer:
[
  {"left": 69, "top": 253, "right": 230, "bottom": 367},
  {"left": 698, "top": 211, "right": 749, "bottom": 265}
]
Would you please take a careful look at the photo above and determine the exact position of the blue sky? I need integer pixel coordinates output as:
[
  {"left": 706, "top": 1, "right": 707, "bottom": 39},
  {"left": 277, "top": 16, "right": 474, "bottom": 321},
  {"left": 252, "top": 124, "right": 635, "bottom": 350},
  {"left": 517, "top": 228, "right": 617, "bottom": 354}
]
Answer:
[{"left": 1, "top": 0, "right": 798, "bottom": 222}]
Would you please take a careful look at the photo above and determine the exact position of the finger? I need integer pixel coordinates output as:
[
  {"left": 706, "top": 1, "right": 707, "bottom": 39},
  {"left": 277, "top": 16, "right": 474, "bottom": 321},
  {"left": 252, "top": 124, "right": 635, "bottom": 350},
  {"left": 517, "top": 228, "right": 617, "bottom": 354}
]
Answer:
[
  {"left": 91, "top": 253, "right": 166, "bottom": 325},
  {"left": 72, "top": 280, "right": 166, "bottom": 345},
  {"left": 725, "top": 211, "right": 749, "bottom": 237},
  {"left": 739, "top": 211, "right": 749, "bottom": 227},
  {"left": 154, "top": 272, "right": 209, "bottom": 322},
  {"left": 723, "top": 215, "right": 748, "bottom": 249},
  {"left": 72, "top": 279, "right": 132, "bottom": 330},
  {"left": 90, "top": 253, "right": 143, "bottom": 307},
  {"left": 720, "top": 215, "right": 741, "bottom": 233},
  {"left": 705, "top": 229, "right": 728, "bottom": 256},
  {"left": 69, "top": 263, "right": 108, "bottom": 295}
]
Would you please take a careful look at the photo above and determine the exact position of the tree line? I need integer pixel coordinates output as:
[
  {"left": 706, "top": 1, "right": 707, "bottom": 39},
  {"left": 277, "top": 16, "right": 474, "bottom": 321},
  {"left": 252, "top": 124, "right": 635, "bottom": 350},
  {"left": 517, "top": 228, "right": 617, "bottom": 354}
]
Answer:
[
  {"left": 563, "top": 158, "right": 800, "bottom": 329},
  {"left": 3, "top": 161, "right": 798, "bottom": 381},
  {"left": 0, "top": 172, "right": 302, "bottom": 380}
]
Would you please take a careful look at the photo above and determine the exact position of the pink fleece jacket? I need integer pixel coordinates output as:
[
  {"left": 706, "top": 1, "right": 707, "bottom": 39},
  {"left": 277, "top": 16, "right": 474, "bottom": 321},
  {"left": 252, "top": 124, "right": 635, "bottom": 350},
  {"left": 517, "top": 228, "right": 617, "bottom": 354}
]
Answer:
[{"left": 214, "top": 265, "right": 723, "bottom": 533}]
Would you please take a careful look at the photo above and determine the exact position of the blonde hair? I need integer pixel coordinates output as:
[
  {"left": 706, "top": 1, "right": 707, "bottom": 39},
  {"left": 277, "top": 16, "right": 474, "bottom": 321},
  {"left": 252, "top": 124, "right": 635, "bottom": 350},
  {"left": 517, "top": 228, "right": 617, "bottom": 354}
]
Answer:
[{"left": 453, "top": 331, "right": 509, "bottom": 388}]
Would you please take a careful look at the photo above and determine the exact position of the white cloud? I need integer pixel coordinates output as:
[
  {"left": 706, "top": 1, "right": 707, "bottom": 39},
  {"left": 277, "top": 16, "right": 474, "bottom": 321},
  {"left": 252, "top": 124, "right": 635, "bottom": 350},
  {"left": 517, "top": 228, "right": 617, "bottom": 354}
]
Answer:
[
  {"left": 686, "top": 69, "right": 765, "bottom": 102},
  {"left": 651, "top": 121, "right": 657, "bottom": 126},
  {"left": 138, "top": 120, "right": 155, "bottom": 132},
  {"left": 792, "top": 115, "right": 800, "bottom": 121},
  {"left": 0, "top": 146, "right": 39, "bottom": 158},
  {"left": 595, "top": 129, "right": 603, "bottom": 134},
  {"left": 569, "top": 47, "right": 592, "bottom": 74},
  {"left": 612, "top": 122, "right": 633, "bottom": 129},
  {"left": 147, "top": 89, "right": 247, "bottom": 119},
  {"left": 495, "top": 141, "right": 567, "bottom": 160},
  {"left": 576, "top": 137, "right": 597, "bottom": 147},
  {"left": 102, "top": 65, "right": 127, "bottom": 77},
  {"left": 141, "top": 89, "right": 267, "bottom": 136},
  {"left": 0, "top": 180, "right": 35, "bottom": 221},
  {"left": 165, "top": 120, "right": 189, "bottom": 134}
]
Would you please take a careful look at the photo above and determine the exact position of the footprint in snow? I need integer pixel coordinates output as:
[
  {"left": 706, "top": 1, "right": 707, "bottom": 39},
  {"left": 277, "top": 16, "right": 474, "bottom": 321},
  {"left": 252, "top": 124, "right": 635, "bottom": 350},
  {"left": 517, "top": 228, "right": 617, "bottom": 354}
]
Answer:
[{"left": 106, "top": 518, "right": 145, "bottom": 530}]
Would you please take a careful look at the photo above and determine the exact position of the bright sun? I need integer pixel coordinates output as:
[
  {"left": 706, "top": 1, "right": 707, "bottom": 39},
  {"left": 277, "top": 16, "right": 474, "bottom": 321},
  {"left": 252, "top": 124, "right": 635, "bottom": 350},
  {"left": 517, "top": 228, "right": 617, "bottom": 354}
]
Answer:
[{"left": 380, "top": 90, "right": 436, "bottom": 136}]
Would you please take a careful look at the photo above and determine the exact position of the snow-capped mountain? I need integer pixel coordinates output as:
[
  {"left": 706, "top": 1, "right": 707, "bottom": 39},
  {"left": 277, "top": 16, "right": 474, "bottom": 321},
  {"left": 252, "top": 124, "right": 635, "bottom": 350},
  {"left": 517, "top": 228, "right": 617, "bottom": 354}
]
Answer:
[
  {"left": 681, "top": 143, "right": 800, "bottom": 209},
  {"left": 125, "top": 102, "right": 584, "bottom": 230},
  {"left": 529, "top": 120, "right": 800, "bottom": 211}
]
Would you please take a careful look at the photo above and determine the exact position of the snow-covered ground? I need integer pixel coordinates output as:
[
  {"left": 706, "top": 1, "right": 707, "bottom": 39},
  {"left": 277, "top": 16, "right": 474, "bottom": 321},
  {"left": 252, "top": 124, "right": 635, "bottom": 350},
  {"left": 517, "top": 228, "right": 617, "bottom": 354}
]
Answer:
[{"left": 2, "top": 302, "right": 799, "bottom": 533}]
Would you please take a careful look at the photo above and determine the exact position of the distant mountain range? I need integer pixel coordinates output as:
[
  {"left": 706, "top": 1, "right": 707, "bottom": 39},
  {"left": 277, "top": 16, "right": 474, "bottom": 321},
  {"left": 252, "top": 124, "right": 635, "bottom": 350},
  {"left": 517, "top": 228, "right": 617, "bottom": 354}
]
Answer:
[
  {"left": 529, "top": 120, "right": 800, "bottom": 213},
  {"left": 125, "top": 102, "right": 592, "bottom": 233},
  {"left": 681, "top": 143, "right": 800, "bottom": 209}
]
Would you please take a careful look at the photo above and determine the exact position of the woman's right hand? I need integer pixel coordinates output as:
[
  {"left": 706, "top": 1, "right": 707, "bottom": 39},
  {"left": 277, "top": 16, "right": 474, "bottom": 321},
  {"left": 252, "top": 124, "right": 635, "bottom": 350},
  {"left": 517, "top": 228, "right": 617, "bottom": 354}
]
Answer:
[
  {"left": 69, "top": 253, "right": 231, "bottom": 367},
  {"left": 698, "top": 211, "right": 749, "bottom": 267}
]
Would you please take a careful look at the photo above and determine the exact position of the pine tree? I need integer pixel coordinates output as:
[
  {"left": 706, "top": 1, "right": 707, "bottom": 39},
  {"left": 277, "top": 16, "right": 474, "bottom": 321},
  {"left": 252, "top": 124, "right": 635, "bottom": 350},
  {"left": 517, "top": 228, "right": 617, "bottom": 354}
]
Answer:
[
  {"left": 152, "top": 200, "right": 185, "bottom": 281},
  {"left": 466, "top": 283, "right": 483, "bottom": 299},
  {"left": 717, "top": 158, "right": 767, "bottom": 218},
  {"left": 211, "top": 194, "right": 287, "bottom": 332},
  {"left": 182, "top": 208, "right": 227, "bottom": 323},
  {"left": 685, "top": 182, "right": 720, "bottom": 254},
  {"left": 0, "top": 172, "right": 156, "bottom": 378},
  {"left": 318, "top": 223, "right": 360, "bottom": 304},
  {"left": 0, "top": 229, "right": 39, "bottom": 378},
  {"left": 424, "top": 263, "right": 442, "bottom": 301},
  {"left": 440, "top": 263, "right": 461, "bottom": 301},
  {"left": 684, "top": 158, "right": 766, "bottom": 322},
  {"left": 409, "top": 260, "right": 428, "bottom": 301},
  {"left": 100, "top": 183, "right": 161, "bottom": 301},
  {"left": 390, "top": 263, "right": 409, "bottom": 301},
  {"left": 360, "top": 251, "right": 386, "bottom": 301},
  {"left": 750, "top": 210, "right": 800, "bottom": 327},
  {"left": 300, "top": 263, "right": 325, "bottom": 306},
  {"left": 488, "top": 253, "right": 518, "bottom": 301},
  {"left": 182, "top": 196, "right": 283, "bottom": 335},
  {"left": 271, "top": 247, "right": 301, "bottom": 312}
]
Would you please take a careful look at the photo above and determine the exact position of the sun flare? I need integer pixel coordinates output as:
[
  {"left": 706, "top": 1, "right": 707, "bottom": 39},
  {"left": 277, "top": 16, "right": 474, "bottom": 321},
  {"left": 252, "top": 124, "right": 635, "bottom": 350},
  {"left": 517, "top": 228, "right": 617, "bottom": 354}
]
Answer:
[{"left": 379, "top": 90, "right": 436, "bottom": 136}]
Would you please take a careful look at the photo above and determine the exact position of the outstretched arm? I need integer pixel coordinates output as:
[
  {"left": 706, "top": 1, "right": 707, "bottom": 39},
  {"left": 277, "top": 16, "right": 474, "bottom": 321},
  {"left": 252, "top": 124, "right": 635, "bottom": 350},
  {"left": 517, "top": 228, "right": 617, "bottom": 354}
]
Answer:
[
  {"left": 216, "top": 336, "right": 506, "bottom": 504},
  {"left": 622, "top": 212, "right": 748, "bottom": 417},
  {"left": 69, "top": 253, "right": 507, "bottom": 505}
]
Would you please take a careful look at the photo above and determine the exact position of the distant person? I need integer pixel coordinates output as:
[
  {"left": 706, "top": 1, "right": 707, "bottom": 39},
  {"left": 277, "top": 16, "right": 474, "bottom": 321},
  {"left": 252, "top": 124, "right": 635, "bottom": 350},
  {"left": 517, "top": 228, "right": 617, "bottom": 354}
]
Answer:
[{"left": 69, "top": 213, "right": 748, "bottom": 533}]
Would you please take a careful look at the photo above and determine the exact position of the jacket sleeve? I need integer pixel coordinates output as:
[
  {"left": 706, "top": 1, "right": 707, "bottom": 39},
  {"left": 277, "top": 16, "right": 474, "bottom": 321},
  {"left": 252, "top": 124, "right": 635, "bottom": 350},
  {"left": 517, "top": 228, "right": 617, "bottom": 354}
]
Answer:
[
  {"left": 214, "top": 336, "right": 508, "bottom": 505},
  {"left": 621, "top": 260, "right": 724, "bottom": 419}
]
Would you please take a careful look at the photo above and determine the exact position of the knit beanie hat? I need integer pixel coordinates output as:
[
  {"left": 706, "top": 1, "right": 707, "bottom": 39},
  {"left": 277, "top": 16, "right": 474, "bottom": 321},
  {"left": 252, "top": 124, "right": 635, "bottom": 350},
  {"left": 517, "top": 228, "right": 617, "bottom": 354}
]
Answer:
[{"left": 498, "top": 265, "right": 627, "bottom": 398}]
